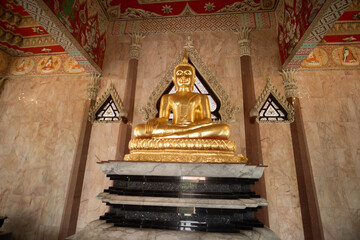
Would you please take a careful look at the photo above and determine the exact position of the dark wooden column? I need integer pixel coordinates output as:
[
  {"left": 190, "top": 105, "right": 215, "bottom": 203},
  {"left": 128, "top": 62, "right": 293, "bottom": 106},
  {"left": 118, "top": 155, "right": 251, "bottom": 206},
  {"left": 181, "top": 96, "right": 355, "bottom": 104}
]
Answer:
[
  {"left": 236, "top": 27, "right": 269, "bottom": 226},
  {"left": 116, "top": 33, "right": 145, "bottom": 159},
  {"left": 58, "top": 74, "right": 101, "bottom": 240},
  {"left": 280, "top": 70, "right": 324, "bottom": 240}
]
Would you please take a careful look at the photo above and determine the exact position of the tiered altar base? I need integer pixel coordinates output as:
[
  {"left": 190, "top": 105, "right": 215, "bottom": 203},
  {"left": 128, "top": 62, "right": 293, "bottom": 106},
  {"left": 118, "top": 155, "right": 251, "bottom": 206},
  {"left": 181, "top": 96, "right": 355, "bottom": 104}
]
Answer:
[
  {"left": 67, "top": 161, "right": 279, "bottom": 240},
  {"left": 68, "top": 220, "right": 279, "bottom": 240}
]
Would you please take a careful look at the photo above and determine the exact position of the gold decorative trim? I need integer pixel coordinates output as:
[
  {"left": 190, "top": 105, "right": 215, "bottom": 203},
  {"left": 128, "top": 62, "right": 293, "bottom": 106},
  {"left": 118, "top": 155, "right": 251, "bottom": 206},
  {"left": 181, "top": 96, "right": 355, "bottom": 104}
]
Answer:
[
  {"left": 0, "top": 7, "right": 39, "bottom": 28},
  {"left": 138, "top": 0, "right": 197, "bottom": 3},
  {"left": 87, "top": 73, "right": 101, "bottom": 100},
  {"left": 139, "top": 36, "right": 237, "bottom": 123},
  {"left": 178, "top": 3, "right": 197, "bottom": 17},
  {"left": 18, "top": 16, "right": 39, "bottom": 28},
  {"left": 0, "top": 27, "right": 23, "bottom": 46},
  {"left": 0, "top": 6, "right": 22, "bottom": 25},
  {"left": 326, "top": 22, "right": 360, "bottom": 36},
  {"left": 124, "top": 151, "right": 248, "bottom": 163},
  {"left": 128, "top": 138, "right": 237, "bottom": 152},
  {"left": 125, "top": 138, "right": 247, "bottom": 163},
  {"left": 279, "top": 69, "right": 298, "bottom": 98},
  {"left": 0, "top": 44, "right": 33, "bottom": 57},
  {"left": 346, "top": 0, "right": 360, "bottom": 11},
  {"left": 252, "top": 78, "right": 294, "bottom": 123},
  {"left": 121, "top": 8, "right": 162, "bottom": 19},
  {"left": 218, "top": 0, "right": 261, "bottom": 13},
  {"left": 89, "top": 83, "right": 127, "bottom": 123}
]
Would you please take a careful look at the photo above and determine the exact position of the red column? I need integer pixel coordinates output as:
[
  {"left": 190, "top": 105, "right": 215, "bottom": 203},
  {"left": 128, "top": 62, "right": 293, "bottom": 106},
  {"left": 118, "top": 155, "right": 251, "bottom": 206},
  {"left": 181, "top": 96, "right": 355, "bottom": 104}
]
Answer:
[
  {"left": 236, "top": 27, "right": 269, "bottom": 226},
  {"left": 58, "top": 74, "right": 101, "bottom": 240},
  {"left": 280, "top": 70, "right": 324, "bottom": 240},
  {"left": 116, "top": 33, "right": 145, "bottom": 159}
]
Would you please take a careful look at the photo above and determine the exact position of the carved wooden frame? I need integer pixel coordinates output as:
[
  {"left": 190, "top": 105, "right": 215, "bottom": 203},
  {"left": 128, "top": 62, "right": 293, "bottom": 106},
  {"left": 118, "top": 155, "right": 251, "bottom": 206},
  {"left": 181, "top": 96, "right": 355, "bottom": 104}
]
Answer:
[
  {"left": 139, "top": 37, "right": 236, "bottom": 123},
  {"left": 89, "top": 83, "right": 127, "bottom": 123},
  {"left": 252, "top": 78, "right": 294, "bottom": 123}
]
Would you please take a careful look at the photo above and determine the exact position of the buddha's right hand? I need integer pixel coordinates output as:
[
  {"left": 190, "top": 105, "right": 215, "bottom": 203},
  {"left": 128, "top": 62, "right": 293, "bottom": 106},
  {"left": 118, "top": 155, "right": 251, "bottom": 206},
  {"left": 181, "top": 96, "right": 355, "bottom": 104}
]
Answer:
[{"left": 145, "top": 118, "right": 167, "bottom": 133}]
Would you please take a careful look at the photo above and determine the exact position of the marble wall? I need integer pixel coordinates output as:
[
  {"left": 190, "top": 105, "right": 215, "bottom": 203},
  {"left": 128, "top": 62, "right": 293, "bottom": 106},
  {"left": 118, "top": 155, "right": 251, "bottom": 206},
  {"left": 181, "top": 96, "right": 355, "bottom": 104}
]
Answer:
[
  {"left": 0, "top": 75, "right": 88, "bottom": 239},
  {"left": 298, "top": 70, "right": 360, "bottom": 240},
  {"left": 76, "top": 36, "right": 130, "bottom": 230}
]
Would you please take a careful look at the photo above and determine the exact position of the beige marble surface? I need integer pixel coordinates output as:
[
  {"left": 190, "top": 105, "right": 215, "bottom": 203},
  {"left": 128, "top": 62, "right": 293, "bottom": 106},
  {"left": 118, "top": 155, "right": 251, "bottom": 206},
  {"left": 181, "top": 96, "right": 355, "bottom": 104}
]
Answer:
[
  {"left": 298, "top": 70, "right": 360, "bottom": 240},
  {"left": 0, "top": 75, "right": 88, "bottom": 240},
  {"left": 97, "top": 192, "right": 268, "bottom": 209}
]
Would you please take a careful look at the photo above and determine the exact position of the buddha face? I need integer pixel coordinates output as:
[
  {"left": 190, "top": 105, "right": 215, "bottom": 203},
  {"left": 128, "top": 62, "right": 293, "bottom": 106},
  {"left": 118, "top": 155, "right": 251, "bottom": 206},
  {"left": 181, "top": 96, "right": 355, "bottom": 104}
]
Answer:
[{"left": 174, "top": 65, "right": 195, "bottom": 91}]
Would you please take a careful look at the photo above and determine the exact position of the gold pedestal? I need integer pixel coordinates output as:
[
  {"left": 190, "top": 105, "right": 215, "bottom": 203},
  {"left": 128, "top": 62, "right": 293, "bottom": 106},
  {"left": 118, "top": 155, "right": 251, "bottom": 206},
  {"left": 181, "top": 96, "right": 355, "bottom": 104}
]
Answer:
[{"left": 124, "top": 139, "right": 247, "bottom": 163}]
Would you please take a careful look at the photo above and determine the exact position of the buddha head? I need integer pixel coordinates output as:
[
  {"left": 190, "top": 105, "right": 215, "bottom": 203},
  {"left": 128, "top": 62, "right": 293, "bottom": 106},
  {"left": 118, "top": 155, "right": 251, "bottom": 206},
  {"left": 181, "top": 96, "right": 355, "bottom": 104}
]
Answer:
[{"left": 173, "top": 50, "right": 195, "bottom": 92}]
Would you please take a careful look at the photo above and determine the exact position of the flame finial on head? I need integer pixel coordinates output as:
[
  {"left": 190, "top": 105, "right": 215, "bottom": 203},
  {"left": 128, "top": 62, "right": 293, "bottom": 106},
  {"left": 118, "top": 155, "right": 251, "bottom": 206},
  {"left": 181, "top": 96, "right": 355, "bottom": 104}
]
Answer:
[{"left": 181, "top": 49, "right": 189, "bottom": 64}]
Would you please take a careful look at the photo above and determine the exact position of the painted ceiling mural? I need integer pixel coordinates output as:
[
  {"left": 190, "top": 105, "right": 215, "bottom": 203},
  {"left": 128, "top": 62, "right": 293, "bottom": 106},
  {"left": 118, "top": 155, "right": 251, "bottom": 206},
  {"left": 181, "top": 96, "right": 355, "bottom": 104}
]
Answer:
[
  {"left": 0, "top": 49, "right": 85, "bottom": 76},
  {"left": 276, "top": 0, "right": 326, "bottom": 64},
  {"left": 321, "top": 1, "right": 360, "bottom": 44},
  {"left": 300, "top": 1, "right": 360, "bottom": 70},
  {"left": 300, "top": 44, "right": 360, "bottom": 69},
  {"left": 99, "top": 0, "right": 278, "bottom": 20},
  {"left": 0, "top": 0, "right": 66, "bottom": 56},
  {"left": 42, "top": 0, "right": 108, "bottom": 68}
]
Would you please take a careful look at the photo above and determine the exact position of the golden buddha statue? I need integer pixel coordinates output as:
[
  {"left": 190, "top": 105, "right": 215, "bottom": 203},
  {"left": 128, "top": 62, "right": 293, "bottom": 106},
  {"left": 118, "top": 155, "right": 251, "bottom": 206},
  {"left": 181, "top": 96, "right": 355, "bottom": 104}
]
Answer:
[
  {"left": 133, "top": 51, "right": 230, "bottom": 139},
  {"left": 124, "top": 51, "right": 246, "bottom": 163}
]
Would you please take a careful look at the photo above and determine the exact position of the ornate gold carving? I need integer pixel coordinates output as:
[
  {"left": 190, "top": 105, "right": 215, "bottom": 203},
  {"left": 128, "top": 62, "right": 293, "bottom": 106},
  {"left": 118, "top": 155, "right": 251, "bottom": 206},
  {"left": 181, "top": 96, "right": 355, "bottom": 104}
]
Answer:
[
  {"left": 178, "top": 3, "right": 197, "bottom": 17},
  {"left": 279, "top": 69, "right": 299, "bottom": 98},
  {"left": 0, "top": 44, "right": 33, "bottom": 57},
  {"left": 129, "top": 32, "right": 146, "bottom": 60},
  {"left": 89, "top": 83, "right": 128, "bottom": 123},
  {"left": 139, "top": 36, "right": 237, "bottom": 123},
  {"left": 0, "top": 27, "right": 22, "bottom": 46},
  {"left": 129, "top": 138, "right": 237, "bottom": 152},
  {"left": 121, "top": 8, "right": 161, "bottom": 19},
  {"left": 326, "top": 22, "right": 360, "bottom": 36},
  {"left": 87, "top": 73, "right": 101, "bottom": 100},
  {"left": 234, "top": 27, "right": 252, "bottom": 57},
  {"left": 0, "top": 6, "right": 39, "bottom": 27},
  {"left": 0, "top": 26, "right": 59, "bottom": 49},
  {"left": 19, "top": 17, "right": 39, "bottom": 27},
  {"left": 0, "top": 6, "right": 21, "bottom": 25},
  {"left": 252, "top": 78, "right": 294, "bottom": 123},
  {"left": 124, "top": 139, "right": 247, "bottom": 163},
  {"left": 218, "top": 0, "right": 260, "bottom": 12},
  {"left": 261, "top": 0, "right": 276, "bottom": 9},
  {"left": 124, "top": 151, "right": 247, "bottom": 163},
  {"left": 346, "top": 0, "right": 360, "bottom": 11},
  {"left": 138, "top": 0, "right": 197, "bottom": 3}
]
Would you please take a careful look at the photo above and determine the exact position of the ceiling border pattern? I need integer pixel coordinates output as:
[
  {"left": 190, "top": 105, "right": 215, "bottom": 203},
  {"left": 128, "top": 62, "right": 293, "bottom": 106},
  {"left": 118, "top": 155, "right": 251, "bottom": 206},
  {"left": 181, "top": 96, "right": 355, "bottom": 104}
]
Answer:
[
  {"left": 283, "top": 0, "right": 353, "bottom": 69},
  {"left": 17, "top": 0, "right": 101, "bottom": 73},
  {"left": 112, "top": 12, "right": 273, "bottom": 35}
]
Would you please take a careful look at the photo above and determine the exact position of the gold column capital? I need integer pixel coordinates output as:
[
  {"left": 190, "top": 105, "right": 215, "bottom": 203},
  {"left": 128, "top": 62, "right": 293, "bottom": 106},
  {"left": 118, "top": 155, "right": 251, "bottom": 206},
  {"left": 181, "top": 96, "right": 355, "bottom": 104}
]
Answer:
[
  {"left": 279, "top": 69, "right": 299, "bottom": 98},
  {"left": 87, "top": 73, "right": 101, "bottom": 100},
  {"left": 129, "top": 32, "right": 146, "bottom": 60},
  {"left": 234, "top": 27, "right": 252, "bottom": 57}
]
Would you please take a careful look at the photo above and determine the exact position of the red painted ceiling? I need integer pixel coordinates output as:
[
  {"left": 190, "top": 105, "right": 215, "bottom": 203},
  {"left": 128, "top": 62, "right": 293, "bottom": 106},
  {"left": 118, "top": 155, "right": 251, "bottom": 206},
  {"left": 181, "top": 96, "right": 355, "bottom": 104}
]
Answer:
[
  {"left": 100, "top": 0, "right": 278, "bottom": 20},
  {"left": 321, "top": 6, "right": 360, "bottom": 44},
  {"left": 0, "top": 0, "right": 65, "bottom": 56}
]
